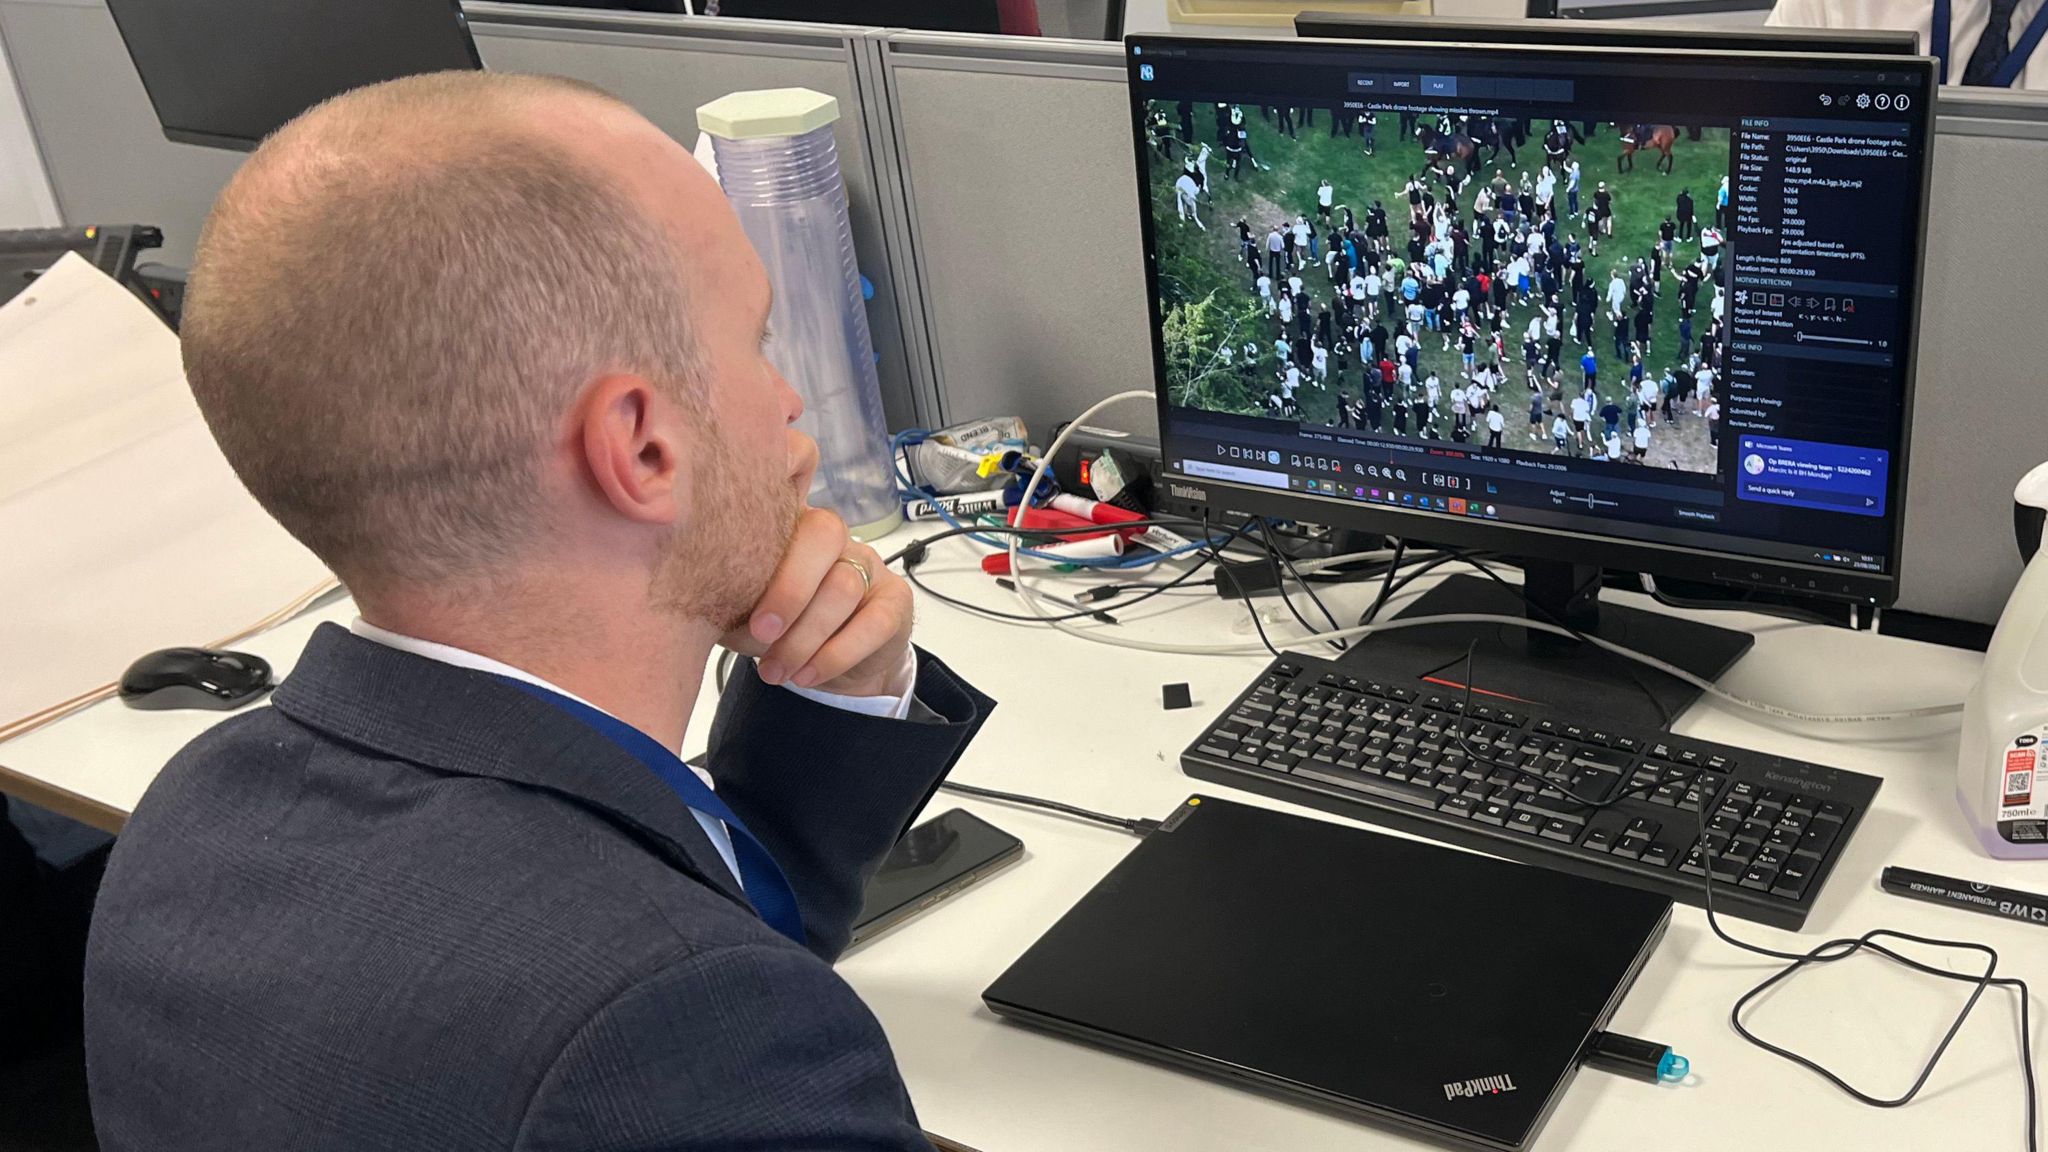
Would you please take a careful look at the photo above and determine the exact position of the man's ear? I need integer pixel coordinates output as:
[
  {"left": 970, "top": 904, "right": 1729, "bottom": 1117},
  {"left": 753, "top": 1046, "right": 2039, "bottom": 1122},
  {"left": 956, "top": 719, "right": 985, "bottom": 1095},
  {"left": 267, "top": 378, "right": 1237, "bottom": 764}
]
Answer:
[{"left": 576, "top": 374, "right": 686, "bottom": 528}]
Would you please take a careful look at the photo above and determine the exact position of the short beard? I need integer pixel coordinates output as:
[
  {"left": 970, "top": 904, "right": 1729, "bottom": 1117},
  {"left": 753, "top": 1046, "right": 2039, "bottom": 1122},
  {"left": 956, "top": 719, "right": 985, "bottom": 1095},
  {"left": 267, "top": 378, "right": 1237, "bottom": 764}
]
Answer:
[{"left": 649, "top": 446, "right": 802, "bottom": 632}]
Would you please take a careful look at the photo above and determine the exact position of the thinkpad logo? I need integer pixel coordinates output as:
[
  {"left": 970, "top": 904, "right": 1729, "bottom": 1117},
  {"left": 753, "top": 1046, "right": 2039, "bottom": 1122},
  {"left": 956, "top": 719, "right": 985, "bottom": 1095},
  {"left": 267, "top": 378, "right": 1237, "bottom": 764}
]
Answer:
[
  {"left": 1443, "top": 1073, "right": 1519, "bottom": 1101},
  {"left": 1169, "top": 483, "right": 1208, "bottom": 501}
]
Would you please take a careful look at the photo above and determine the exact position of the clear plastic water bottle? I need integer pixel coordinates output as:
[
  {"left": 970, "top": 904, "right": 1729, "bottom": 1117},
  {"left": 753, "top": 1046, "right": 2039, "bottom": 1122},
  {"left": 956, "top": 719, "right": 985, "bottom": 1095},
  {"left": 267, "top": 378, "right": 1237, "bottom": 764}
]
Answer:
[{"left": 697, "top": 89, "right": 901, "bottom": 541}]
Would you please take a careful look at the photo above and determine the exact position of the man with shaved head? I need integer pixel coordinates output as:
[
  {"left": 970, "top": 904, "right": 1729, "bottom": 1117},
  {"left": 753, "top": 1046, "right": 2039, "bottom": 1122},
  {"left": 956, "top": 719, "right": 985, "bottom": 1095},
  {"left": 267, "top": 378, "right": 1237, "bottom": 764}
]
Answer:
[{"left": 82, "top": 72, "right": 991, "bottom": 1150}]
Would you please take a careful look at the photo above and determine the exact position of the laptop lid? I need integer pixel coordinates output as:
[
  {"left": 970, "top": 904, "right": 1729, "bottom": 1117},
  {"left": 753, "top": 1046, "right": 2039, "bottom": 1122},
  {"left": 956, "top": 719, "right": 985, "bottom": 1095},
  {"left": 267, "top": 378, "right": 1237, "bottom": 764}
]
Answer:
[{"left": 984, "top": 795, "right": 1671, "bottom": 1151}]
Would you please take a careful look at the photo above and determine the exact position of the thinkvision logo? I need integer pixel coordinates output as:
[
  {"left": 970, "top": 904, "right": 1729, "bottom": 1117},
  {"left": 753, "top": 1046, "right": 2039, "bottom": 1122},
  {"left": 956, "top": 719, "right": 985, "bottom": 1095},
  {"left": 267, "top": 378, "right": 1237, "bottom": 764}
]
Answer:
[
  {"left": 1169, "top": 483, "right": 1208, "bottom": 501},
  {"left": 1443, "top": 1073, "right": 1519, "bottom": 1101}
]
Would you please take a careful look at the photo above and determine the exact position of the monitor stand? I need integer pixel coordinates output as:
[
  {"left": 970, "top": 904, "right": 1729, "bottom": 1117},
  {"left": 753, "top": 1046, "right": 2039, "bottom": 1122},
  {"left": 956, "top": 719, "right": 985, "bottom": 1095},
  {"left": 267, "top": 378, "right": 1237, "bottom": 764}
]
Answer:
[{"left": 1335, "top": 562, "right": 1753, "bottom": 732}]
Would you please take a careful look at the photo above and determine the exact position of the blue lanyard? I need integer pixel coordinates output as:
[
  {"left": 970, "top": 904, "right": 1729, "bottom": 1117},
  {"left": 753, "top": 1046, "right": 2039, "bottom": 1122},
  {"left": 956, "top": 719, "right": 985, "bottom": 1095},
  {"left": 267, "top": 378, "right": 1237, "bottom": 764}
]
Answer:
[
  {"left": 501, "top": 677, "right": 807, "bottom": 945},
  {"left": 1935, "top": 0, "right": 2048, "bottom": 86}
]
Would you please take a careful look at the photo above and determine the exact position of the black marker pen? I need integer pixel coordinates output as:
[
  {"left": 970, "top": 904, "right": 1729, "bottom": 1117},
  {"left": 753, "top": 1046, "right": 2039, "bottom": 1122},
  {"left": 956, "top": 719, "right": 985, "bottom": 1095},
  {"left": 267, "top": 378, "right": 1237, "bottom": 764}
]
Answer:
[{"left": 1880, "top": 866, "right": 2048, "bottom": 929}]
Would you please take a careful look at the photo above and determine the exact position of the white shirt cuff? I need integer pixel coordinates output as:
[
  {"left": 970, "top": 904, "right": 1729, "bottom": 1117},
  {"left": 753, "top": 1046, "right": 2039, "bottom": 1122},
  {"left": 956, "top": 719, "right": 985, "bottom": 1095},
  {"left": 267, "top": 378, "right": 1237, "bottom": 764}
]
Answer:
[{"left": 768, "top": 646, "right": 918, "bottom": 721}]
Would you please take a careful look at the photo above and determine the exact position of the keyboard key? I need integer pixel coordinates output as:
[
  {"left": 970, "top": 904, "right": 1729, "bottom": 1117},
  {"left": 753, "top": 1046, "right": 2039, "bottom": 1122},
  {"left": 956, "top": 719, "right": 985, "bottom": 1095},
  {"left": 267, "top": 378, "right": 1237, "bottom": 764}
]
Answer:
[
  {"left": 1740, "top": 866, "right": 1779, "bottom": 892},
  {"left": 1230, "top": 750, "right": 1263, "bottom": 767},
  {"left": 1679, "top": 845, "right": 1708, "bottom": 875},
  {"left": 1583, "top": 825, "right": 1619, "bottom": 853},
  {"left": 1263, "top": 753, "right": 1303, "bottom": 772},
  {"left": 1535, "top": 719, "right": 1562, "bottom": 736},
  {"left": 1197, "top": 742, "right": 1236, "bottom": 759},
  {"left": 1587, "top": 730, "right": 1615, "bottom": 747},
  {"left": 1612, "top": 734, "right": 1643, "bottom": 754},
  {"left": 1611, "top": 835, "right": 1650, "bottom": 860},
  {"left": 1728, "top": 837, "right": 1762, "bottom": 862},
  {"left": 1508, "top": 809, "right": 1545, "bottom": 835},
  {"left": 1518, "top": 791, "right": 1590, "bottom": 824},
  {"left": 1538, "top": 817, "right": 1578, "bottom": 842},
  {"left": 1571, "top": 746, "right": 1635, "bottom": 771},
  {"left": 1814, "top": 800, "right": 1850, "bottom": 823},
  {"left": 1771, "top": 861, "right": 1815, "bottom": 900},
  {"left": 1641, "top": 842, "right": 1674, "bottom": 869},
  {"left": 1441, "top": 794, "right": 1477, "bottom": 818},
  {"left": 1710, "top": 852, "right": 1746, "bottom": 882},
  {"left": 1795, "top": 823, "right": 1840, "bottom": 858},
  {"left": 1626, "top": 817, "right": 1662, "bottom": 840},
  {"left": 1474, "top": 801, "right": 1512, "bottom": 826}
]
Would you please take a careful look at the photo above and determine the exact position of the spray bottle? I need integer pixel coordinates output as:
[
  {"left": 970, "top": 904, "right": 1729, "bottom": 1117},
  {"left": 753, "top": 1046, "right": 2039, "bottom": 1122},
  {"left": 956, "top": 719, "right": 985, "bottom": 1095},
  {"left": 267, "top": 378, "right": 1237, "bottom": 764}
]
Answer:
[{"left": 1957, "top": 461, "right": 2048, "bottom": 859}]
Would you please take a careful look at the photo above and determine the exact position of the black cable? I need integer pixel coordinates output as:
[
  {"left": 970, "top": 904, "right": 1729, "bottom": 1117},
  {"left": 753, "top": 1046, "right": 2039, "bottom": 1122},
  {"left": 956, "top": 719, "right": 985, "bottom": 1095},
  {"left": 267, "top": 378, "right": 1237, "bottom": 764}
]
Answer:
[
  {"left": 1204, "top": 512, "right": 1283, "bottom": 659},
  {"left": 881, "top": 516, "right": 1209, "bottom": 568},
  {"left": 1455, "top": 554, "right": 1674, "bottom": 730},
  {"left": 1256, "top": 524, "right": 1342, "bottom": 654},
  {"left": 899, "top": 516, "right": 1258, "bottom": 627},
  {"left": 1262, "top": 519, "right": 1349, "bottom": 652},
  {"left": 937, "top": 780, "right": 1157, "bottom": 837},
  {"left": 1361, "top": 548, "right": 1470, "bottom": 625},
  {"left": 1364, "top": 537, "right": 1409, "bottom": 624},
  {"left": 903, "top": 566, "right": 1116, "bottom": 625},
  {"left": 1647, "top": 584, "right": 1849, "bottom": 630},
  {"left": 1441, "top": 644, "right": 2037, "bottom": 1150}
]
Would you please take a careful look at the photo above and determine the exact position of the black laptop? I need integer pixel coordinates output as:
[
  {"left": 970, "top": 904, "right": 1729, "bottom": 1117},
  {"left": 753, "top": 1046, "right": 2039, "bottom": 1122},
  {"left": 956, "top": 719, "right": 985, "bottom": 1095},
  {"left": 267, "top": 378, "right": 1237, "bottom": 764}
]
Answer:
[{"left": 983, "top": 796, "right": 1671, "bottom": 1151}]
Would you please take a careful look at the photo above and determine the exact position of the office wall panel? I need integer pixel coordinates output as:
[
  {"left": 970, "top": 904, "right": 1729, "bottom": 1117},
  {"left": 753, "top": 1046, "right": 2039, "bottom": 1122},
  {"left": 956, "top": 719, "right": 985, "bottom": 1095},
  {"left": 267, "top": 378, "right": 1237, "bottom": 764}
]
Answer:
[{"left": 882, "top": 36, "right": 1154, "bottom": 436}]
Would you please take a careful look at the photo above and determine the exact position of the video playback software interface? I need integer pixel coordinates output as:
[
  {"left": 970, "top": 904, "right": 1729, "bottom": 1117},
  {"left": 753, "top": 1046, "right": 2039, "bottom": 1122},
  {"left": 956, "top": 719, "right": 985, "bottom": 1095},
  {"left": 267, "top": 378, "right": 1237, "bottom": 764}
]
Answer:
[{"left": 1132, "top": 39, "right": 1929, "bottom": 576}]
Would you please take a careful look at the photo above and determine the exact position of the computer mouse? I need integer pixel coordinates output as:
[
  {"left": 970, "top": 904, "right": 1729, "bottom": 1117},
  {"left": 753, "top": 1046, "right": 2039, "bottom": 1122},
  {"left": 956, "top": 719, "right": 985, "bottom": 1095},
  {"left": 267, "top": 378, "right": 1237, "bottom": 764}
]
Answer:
[{"left": 118, "top": 647, "right": 275, "bottom": 712}]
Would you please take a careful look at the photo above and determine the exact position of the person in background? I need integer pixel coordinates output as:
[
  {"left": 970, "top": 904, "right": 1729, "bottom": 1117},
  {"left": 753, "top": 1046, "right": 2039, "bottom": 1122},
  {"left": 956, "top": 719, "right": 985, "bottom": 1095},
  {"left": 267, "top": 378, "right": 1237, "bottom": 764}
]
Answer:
[{"left": 1768, "top": 0, "right": 2048, "bottom": 89}]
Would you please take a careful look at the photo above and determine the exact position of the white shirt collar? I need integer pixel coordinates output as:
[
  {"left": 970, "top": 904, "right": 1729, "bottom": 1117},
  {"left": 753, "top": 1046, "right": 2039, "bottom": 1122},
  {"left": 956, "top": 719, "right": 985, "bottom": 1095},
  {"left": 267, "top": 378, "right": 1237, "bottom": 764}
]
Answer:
[{"left": 349, "top": 617, "right": 605, "bottom": 713}]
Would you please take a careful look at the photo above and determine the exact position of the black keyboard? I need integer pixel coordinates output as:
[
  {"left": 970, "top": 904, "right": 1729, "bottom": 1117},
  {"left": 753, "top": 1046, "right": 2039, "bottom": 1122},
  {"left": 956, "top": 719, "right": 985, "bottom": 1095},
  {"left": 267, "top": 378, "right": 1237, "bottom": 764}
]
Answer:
[{"left": 1181, "top": 653, "right": 1881, "bottom": 930}]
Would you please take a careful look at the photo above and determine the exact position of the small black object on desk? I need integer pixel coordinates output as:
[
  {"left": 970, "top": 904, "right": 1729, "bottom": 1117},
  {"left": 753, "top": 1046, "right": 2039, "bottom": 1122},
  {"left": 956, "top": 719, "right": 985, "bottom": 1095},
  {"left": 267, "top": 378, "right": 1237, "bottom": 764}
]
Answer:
[
  {"left": 1161, "top": 682, "right": 1192, "bottom": 710},
  {"left": 1881, "top": 866, "right": 2048, "bottom": 929},
  {"left": 118, "top": 647, "right": 274, "bottom": 711}
]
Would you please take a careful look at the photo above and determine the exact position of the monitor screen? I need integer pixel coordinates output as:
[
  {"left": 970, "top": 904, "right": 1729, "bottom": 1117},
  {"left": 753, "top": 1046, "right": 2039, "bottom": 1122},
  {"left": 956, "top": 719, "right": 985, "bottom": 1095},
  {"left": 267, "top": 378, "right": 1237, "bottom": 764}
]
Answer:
[
  {"left": 1127, "top": 36, "right": 1935, "bottom": 604},
  {"left": 105, "top": 0, "right": 482, "bottom": 150}
]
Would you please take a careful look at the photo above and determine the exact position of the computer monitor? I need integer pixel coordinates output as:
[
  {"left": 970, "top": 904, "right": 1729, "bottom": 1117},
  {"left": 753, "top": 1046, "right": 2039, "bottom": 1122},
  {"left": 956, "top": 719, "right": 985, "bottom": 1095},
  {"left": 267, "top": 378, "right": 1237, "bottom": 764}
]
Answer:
[
  {"left": 104, "top": 0, "right": 482, "bottom": 151},
  {"left": 1127, "top": 35, "right": 1936, "bottom": 726},
  {"left": 1294, "top": 13, "right": 1919, "bottom": 57}
]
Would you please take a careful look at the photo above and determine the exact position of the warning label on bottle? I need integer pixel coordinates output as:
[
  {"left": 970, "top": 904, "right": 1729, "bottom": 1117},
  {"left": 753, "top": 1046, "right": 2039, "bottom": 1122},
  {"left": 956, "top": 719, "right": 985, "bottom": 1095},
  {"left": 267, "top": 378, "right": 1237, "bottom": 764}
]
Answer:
[
  {"left": 1999, "top": 734, "right": 2046, "bottom": 843},
  {"left": 2005, "top": 749, "right": 2036, "bottom": 808}
]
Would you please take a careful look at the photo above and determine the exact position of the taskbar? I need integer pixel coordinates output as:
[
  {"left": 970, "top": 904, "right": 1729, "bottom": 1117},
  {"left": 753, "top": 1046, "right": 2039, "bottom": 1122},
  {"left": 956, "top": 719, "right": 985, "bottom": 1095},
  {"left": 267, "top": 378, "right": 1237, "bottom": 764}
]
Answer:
[{"left": 1177, "top": 451, "right": 1886, "bottom": 577}]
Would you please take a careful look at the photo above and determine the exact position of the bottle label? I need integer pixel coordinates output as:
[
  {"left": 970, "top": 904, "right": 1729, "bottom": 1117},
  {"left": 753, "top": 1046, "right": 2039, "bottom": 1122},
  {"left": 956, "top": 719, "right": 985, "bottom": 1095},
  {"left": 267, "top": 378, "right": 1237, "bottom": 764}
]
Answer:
[{"left": 1999, "top": 732, "right": 2047, "bottom": 844}]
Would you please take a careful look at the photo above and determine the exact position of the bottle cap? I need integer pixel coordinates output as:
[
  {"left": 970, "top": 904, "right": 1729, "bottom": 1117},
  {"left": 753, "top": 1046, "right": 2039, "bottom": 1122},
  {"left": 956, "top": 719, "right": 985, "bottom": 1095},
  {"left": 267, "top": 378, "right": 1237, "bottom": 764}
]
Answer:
[{"left": 696, "top": 88, "right": 840, "bottom": 140}]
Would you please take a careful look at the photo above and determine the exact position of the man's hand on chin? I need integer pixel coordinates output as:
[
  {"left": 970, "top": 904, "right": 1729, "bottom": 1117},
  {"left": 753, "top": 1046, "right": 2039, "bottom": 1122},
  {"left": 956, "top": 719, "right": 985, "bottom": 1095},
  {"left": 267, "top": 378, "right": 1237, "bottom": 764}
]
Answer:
[{"left": 721, "top": 507, "right": 915, "bottom": 700}]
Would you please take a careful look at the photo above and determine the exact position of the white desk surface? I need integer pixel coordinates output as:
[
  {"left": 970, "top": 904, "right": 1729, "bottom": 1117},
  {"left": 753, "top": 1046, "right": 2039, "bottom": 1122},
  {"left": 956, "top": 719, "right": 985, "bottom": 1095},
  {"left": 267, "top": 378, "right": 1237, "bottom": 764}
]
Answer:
[{"left": 2, "top": 528, "right": 2039, "bottom": 1152}]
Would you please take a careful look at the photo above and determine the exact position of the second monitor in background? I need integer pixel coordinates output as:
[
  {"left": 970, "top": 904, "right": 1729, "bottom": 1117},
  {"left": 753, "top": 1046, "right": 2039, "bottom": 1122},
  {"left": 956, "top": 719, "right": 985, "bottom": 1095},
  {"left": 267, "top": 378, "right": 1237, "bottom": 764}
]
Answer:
[{"left": 1128, "top": 36, "right": 1937, "bottom": 728}]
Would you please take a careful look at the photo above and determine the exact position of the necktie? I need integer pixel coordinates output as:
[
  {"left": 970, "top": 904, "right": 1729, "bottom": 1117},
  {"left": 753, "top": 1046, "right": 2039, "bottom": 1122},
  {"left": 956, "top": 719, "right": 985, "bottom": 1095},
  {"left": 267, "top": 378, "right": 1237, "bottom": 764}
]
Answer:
[{"left": 1964, "top": 0, "right": 2025, "bottom": 86}]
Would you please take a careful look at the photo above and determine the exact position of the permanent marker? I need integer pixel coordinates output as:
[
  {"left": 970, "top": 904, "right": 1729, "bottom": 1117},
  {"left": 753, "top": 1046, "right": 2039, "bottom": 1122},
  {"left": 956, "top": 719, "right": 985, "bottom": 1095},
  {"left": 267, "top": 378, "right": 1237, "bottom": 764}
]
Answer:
[{"left": 1879, "top": 866, "right": 2048, "bottom": 928}]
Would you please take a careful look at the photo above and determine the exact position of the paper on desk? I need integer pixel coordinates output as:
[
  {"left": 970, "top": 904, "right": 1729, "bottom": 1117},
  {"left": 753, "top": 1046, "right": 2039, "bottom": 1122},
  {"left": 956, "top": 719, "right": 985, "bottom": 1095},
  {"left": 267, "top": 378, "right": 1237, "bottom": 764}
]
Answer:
[{"left": 0, "top": 253, "right": 335, "bottom": 736}]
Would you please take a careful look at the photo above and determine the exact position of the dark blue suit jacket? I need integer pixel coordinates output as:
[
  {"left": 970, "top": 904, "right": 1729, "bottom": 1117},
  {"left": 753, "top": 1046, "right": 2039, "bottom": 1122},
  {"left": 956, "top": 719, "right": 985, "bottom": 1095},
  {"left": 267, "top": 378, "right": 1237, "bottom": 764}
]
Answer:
[{"left": 83, "top": 624, "right": 993, "bottom": 1150}]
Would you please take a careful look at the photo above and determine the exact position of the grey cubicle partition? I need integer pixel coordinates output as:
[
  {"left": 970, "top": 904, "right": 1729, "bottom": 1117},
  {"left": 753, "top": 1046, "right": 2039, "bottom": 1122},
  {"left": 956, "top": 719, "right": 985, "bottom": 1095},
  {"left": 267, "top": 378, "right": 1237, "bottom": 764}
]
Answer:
[
  {"left": 879, "top": 35, "right": 1149, "bottom": 435},
  {"left": 0, "top": 0, "right": 929, "bottom": 429},
  {"left": 881, "top": 32, "right": 2046, "bottom": 627}
]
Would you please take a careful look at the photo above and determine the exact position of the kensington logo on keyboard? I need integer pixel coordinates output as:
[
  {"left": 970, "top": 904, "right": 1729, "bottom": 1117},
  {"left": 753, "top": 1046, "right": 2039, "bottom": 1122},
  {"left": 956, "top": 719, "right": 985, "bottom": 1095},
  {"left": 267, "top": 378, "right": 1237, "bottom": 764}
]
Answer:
[{"left": 1443, "top": 1073, "right": 1519, "bottom": 1101}]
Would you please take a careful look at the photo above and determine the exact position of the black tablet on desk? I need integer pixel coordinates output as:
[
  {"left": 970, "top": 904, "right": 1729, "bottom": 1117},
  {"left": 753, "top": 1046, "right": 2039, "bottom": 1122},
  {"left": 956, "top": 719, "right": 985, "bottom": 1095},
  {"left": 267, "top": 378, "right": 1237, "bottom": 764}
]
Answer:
[{"left": 983, "top": 796, "right": 1672, "bottom": 1152}]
